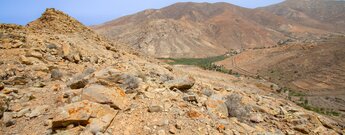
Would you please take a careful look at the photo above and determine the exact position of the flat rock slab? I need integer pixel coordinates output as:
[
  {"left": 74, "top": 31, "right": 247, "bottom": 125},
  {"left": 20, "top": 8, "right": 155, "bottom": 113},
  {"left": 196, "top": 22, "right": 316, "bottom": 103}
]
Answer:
[
  {"left": 52, "top": 100, "right": 118, "bottom": 130},
  {"left": 82, "top": 84, "right": 129, "bottom": 110},
  {"left": 205, "top": 95, "right": 228, "bottom": 119}
]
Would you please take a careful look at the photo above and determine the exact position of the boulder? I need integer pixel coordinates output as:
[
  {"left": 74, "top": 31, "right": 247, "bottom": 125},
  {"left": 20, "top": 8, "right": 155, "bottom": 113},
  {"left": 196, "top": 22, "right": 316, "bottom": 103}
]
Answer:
[
  {"left": 52, "top": 100, "right": 118, "bottom": 129},
  {"left": 69, "top": 79, "right": 88, "bottom": 89},
  {"left": 2, "top": 112, "right": 16, "bottom": 127},
  {"left": 249, "top": 113, "right": 264, "bottom": 123},
  {"left": 0, "top": 94, "right": 9, "bottom": 118},
  {"left": 51, "top": 69, "right": 63, "bottom": 80},
  {"left": 81, "top": 84, "right": 129, "bottom": 110},
  {"left": 165, "top": 76, "right": 195, "bottom": 91},
  {"left": 68, "top": 68, "right": 95, "bottom": 89}
]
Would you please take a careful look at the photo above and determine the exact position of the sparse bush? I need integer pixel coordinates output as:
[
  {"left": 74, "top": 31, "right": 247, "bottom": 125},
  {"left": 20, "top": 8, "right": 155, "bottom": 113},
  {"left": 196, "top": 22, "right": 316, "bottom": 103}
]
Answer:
[
  {"left": 119, "top": 74, "right": 141, "bottom": 92},
  {"left": 225, "top": 94, "right": 251, "bottom": 121}
]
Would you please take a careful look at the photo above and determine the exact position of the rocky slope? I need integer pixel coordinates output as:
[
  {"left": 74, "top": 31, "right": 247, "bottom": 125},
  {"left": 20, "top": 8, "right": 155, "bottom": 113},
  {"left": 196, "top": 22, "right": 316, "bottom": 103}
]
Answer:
[
  {"left": 1, "top": 8, "right": 344, "bottom": 135},
  {"left": 262, "top": 0, "right": 345, "bottom": 32}
]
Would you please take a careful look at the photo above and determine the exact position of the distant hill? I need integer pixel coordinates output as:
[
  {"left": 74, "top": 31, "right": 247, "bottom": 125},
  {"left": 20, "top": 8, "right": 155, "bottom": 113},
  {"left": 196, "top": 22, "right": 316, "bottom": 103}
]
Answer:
[
  {"left": 92, "top": 2, "right": 286, "bottom": 58},
  {"left": 93, "top": 1, "right": 344, "bottom": 58},
  {"left": 262, "top": 0, "right": 345, "bottom": 32}
]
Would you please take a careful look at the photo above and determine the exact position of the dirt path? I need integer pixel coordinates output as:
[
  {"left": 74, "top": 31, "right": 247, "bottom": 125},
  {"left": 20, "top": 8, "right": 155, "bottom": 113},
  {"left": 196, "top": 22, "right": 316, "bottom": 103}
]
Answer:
[{"left": 231, "top": 55, "right": 257, "bottom": 77}]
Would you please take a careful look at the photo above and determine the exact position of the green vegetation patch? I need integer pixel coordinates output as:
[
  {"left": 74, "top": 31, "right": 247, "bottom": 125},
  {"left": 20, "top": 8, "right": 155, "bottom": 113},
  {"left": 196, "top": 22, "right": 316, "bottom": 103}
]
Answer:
[
  {"left": 159, "top": 55, "right": 239, "bottom": 75},
  {"left": 297, "top": 101, "right": 340, "bottom": 117},
  {"left": 161, "top": 55, "right": 228, "bottom": 66}
]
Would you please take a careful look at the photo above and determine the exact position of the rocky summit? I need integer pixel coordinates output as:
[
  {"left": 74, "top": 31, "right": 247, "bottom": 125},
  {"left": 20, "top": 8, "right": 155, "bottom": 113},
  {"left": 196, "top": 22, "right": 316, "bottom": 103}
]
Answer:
[{"left": 0, "top": 8, "right": 345, "bottom": 135}]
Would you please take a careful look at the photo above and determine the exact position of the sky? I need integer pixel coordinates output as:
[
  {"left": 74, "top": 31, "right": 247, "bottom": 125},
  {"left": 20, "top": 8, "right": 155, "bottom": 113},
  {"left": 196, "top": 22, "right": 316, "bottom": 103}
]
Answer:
[{"left": 0, "top": 0, "right": 284, "bottom": 26}]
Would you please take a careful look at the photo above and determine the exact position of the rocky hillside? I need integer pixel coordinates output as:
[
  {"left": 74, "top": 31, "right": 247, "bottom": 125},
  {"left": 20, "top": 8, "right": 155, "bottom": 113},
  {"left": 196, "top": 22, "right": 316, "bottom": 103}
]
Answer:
[
  {"left": 93, "top": 1, "right": 344, "bottom": 58},
  {"left": 217, "top": 34, "right": 345, "bottom": 122},
  {"left": 93, "top": 2, "right": 288, "bottom": 58},
  {"left": 262, "top": 0, "right": 345, "bottom": 32},
  {"left": 1, "top": 8, "right": 344, "bottom": 135}
]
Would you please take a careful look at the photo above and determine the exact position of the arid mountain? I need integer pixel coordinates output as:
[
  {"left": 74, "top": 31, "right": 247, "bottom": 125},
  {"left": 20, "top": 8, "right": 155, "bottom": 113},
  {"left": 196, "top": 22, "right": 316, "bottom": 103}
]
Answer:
[
  {"left": 262, "top": 0, "right": 345, "bottom": 32},
  {"left": 93, "top": 2, "right": 288, "bottom": 58},
  {"left": 1, "top": 8, "right": 344, "bottom": 135},
  {"left": 93, "top": 1, "right": 344, "bottom": 58}
]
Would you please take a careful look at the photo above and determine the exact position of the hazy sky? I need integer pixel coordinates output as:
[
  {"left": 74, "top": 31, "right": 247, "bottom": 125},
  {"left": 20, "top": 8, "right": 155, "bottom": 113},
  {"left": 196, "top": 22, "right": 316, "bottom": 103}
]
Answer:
[{"left": 0, "top": 0, "right": 284, "bottom": 26}]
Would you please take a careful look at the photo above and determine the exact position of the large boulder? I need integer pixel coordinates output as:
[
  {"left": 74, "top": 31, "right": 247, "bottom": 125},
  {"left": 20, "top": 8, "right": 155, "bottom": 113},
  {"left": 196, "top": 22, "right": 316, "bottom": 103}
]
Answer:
[
  {"left": 81, "top": 84, "right": 129, "bottom": 110},
  {"left": 165, "top": 75, "right": 195, "bottom": 91},
  {"left": 52, "top": 100, "right": 118, "bottom": 131},
  {"left": 92, "top": 67, "right": 141, "bottom": 93}
]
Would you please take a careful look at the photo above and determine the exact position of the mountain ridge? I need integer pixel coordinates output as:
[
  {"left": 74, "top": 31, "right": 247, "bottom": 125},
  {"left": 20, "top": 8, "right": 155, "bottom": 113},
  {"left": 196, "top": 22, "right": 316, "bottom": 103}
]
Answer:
[{"left": 93, "top": 1, "right": 344, "bottom": 58}]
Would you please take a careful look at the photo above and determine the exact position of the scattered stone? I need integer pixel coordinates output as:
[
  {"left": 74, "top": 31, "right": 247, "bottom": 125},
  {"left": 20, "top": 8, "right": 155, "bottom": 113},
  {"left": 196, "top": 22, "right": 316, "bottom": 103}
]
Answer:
[
  {"left": 68, "top": 68, "right": 95, "bottom": 89},
  {"left": 157, "top": 129, "right": 166, "bottom": 135},
  {"left": 87, "top": 114, "right": 115, "bottom": 134},
  {"left": 46, "top": 44, "right": 58, "bottom": 49},
  {"left": 15, "top": 107, "right": 30, "bottom": 118},
  {"left": 69, "top": 79, "right": 88, "bottom": 89},
  {"left": 19, "top": 55, "right": 35, "bottom": 65},
  {"left": 28, "top": 105, "right": 49, "bottom": 118},
  {"left": 26, "top": 50, "right": 43, "bottom": 59},
  {"left": 169, "top": 124, "right": 177, "bottom": 134},
  {"left": 51, "top": 69, "right": 63, "bottom": 80},
  {"left": 143, "top": 126, "right": 151, "bottom": 133},
  {"left": 279, "top": 107, "right": 288, "bottom": 115},
  {"left": 175, "top": 121, "right": 183, "bottom": 130},
  {"left": 187, "top": 109, "right": 203, "bottom": 119},
  {"left": 166, "top": 75, "right": 195, "bottom": 91},
  {"left": 55, "top": 126, "right": 84, "bottom": 135},
  {"left": 33, "top": 82, "right": 46, "bottom": 88},
  {"left": 44, "top": 120, "right": 52, "bottom": 127},
  {"left": 0, "top": 94, "right": 9, "bottom": 117},
  {"left": 250, "top": 113, "right": 264, "bottom": 123},
  {"left": 217, "top": 124, "right": 226, "bottom": 132},
  {"left": 157, "top": 119, "right": 169, "bottom": 127},
  {"left": 0, "top": 82, "right": 4, "bottom": 90},
  {"left": 201, "top": 88, "right": 213, "bottom": 97},
  {"left": 293, "top": 125, "right": 310, "bottom": 134},
  {"left": 148, "top": 105, "right": 163, "bottom": 113},
  {"left": 81, "top": 84, "right": 129, "bottom": 110},
  {"left": 52, "top": 100, "right": 118, "bottom": 129},
  {"left": 2, "top": 88, "right": 18, "bottom": 94},
  {"left": 183, "top": 95, "right": 198, "bottom": 103},
  {"left": 2, "top": 112, "right": 16, "bottom": 127}
]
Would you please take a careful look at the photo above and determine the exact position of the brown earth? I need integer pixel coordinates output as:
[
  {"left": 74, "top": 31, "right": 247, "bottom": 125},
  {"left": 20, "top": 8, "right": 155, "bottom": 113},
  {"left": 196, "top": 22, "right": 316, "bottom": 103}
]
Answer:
[{"left": 1, "top": 8, "right": 344, "bottom": 135}]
